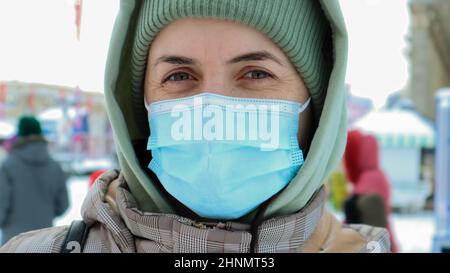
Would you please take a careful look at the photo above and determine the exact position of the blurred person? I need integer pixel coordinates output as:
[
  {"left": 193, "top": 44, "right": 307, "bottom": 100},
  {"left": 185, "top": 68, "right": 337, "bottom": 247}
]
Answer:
[
  {"left": 328, "top": 168, "right": 350, "bottom": 212},
  {"left": 0, "top": 116, "right": 69, "bottom": 245},
  {"left": 1, "top": 0, "right": 390, "bottom": 253},
  {"left": 343, "top": 129, "right": 399, "bottom": 252}
]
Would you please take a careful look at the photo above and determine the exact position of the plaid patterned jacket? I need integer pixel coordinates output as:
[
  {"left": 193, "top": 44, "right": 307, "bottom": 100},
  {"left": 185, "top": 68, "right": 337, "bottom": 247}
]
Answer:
[{"left": 0, "top": 170, "right": 390, "bottom": 253}]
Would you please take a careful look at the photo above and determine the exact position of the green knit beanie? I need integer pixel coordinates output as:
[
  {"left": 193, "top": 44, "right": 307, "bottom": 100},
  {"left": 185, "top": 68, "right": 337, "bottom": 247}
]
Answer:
[
  {"left": 130, "top": 0, "right": 333, "bottom": 120},
  {"left": 18, "top": 116, "right": 42, "bottom": 137}
]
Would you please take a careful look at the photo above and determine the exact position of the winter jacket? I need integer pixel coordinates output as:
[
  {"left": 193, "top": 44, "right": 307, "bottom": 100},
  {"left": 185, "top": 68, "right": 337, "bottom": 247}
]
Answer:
[{"left": 0, "top": 135, "right": 69, "bottom": 244}]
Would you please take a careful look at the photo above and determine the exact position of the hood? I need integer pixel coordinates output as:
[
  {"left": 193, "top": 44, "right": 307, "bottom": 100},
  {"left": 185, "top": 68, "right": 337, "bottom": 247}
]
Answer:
[
  {"left": 104, "top": 0, "right": 348, "bottom": 222},
  {"left": 343, "top": 130, "right": 380, "bottom": 184},
  {"left": 11, "top": 136, "right": 51, "bottom": 166}
]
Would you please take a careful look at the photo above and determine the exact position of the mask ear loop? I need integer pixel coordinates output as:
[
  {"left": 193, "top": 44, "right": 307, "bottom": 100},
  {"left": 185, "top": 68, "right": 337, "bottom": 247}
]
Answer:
[
  {"left": 144, "top": 99, "right": 150, "bottom": 112},
  {"left": 298, "top": 97, "right": 311, "bottom": 114}
]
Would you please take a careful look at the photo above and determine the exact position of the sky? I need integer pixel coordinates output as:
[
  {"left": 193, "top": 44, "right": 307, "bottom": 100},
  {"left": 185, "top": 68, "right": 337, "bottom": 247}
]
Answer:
[
  {"left": 0, "top": 0, "right": 119, "bottom": 92},
  {"left": 340, "top": 0, "right": 411, "bottom": 108},
  {"left": 0, "top": 0, "right": 411, "bottom": 108}
]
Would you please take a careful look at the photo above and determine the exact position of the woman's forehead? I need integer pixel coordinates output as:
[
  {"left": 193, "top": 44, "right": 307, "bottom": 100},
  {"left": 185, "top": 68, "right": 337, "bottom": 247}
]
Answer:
[{"left": 148, "top": 18, "right": 288, "bottom": 63}]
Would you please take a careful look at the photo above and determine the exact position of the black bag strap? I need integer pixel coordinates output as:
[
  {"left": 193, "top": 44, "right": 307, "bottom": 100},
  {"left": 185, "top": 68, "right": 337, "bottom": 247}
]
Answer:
[{"left": 61, "top": 220, "right": 89, "bottom": 253}]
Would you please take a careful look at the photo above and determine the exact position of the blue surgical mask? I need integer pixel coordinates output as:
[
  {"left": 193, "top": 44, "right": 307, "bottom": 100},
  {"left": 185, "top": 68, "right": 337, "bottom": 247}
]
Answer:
[{"left": 146, "top": 92, "right": 310, "bottom": 220}]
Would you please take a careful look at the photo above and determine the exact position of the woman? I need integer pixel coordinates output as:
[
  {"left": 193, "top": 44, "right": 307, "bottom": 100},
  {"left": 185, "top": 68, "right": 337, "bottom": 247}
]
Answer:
[{"left": 1, "top": 0, "right": 390, "bottom": 253}]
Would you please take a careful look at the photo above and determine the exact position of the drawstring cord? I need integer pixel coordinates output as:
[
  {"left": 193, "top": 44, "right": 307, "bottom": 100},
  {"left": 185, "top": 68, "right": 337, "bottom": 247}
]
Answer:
[
  {"left": 249, "top": 190, "right": 284, "bottom": 253},
  {"left": 249, "top": 201, "right": 270, "bottom": 253}
]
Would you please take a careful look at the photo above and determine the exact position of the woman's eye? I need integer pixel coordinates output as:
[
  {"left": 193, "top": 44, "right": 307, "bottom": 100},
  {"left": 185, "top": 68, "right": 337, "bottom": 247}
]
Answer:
[
  {"left": 243, "top": 70, "right": 272, "bottom": 80},
  {"left": 164, "top": 72, "right": 194, "bottom": 82}
]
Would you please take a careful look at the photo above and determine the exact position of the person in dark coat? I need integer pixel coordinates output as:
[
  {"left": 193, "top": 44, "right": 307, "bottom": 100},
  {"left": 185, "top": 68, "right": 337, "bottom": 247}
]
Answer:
[{"left": 0, "top": 116, "right": 69, "bottom": 245}]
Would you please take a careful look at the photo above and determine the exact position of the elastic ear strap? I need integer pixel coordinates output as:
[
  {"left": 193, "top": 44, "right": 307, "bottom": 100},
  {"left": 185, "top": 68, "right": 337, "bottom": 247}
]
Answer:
[{"left": 299, "top": 97, "right": 311, "bottom": 113}]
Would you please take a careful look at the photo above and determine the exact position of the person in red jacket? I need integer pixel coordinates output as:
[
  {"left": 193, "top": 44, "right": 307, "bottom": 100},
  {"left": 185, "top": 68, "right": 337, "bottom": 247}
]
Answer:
[
  {"left": 88, "top": 169, "right": 106, "bottom": 188},
  {"left": 343, "top": 129, "right": 399, "bottom": 252}
]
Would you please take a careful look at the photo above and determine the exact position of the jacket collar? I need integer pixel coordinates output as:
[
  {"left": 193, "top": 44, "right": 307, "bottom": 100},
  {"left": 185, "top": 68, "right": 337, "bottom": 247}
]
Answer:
[
  {"left": 11, "top": 135, "right": 47, "bottom": 150},
  {"left": 82, "top": 170, "right": 326, "bottom": 253}
]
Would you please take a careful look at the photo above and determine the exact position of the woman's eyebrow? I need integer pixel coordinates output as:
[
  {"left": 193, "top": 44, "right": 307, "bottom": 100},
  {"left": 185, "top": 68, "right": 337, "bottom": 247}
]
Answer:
[
  {"left": 227, "top": 51, "right": 284, "bottom": 66},
  {"left": 153, "top": 55, "right": 197, "bottom": 68}
]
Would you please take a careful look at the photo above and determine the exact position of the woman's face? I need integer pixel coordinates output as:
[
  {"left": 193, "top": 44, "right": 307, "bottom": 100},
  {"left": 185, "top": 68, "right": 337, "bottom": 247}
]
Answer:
[{"left": 145, "top": 18, "right": 313, "bottom": 150}]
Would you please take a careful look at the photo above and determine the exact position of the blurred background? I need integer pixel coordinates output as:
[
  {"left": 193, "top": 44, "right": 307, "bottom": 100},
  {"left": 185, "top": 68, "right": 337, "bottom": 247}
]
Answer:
[{"left": 0, "top": 0, "right": 449, "bottom": 252}]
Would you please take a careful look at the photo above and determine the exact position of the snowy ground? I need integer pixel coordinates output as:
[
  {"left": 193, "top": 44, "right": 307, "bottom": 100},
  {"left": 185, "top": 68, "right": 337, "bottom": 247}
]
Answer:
[
  {"left": 2, "top": 176, "right": 437, "bottom": 252},
  {"left": 391, "top": 211, "right": 435, "bottom": 253}
]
